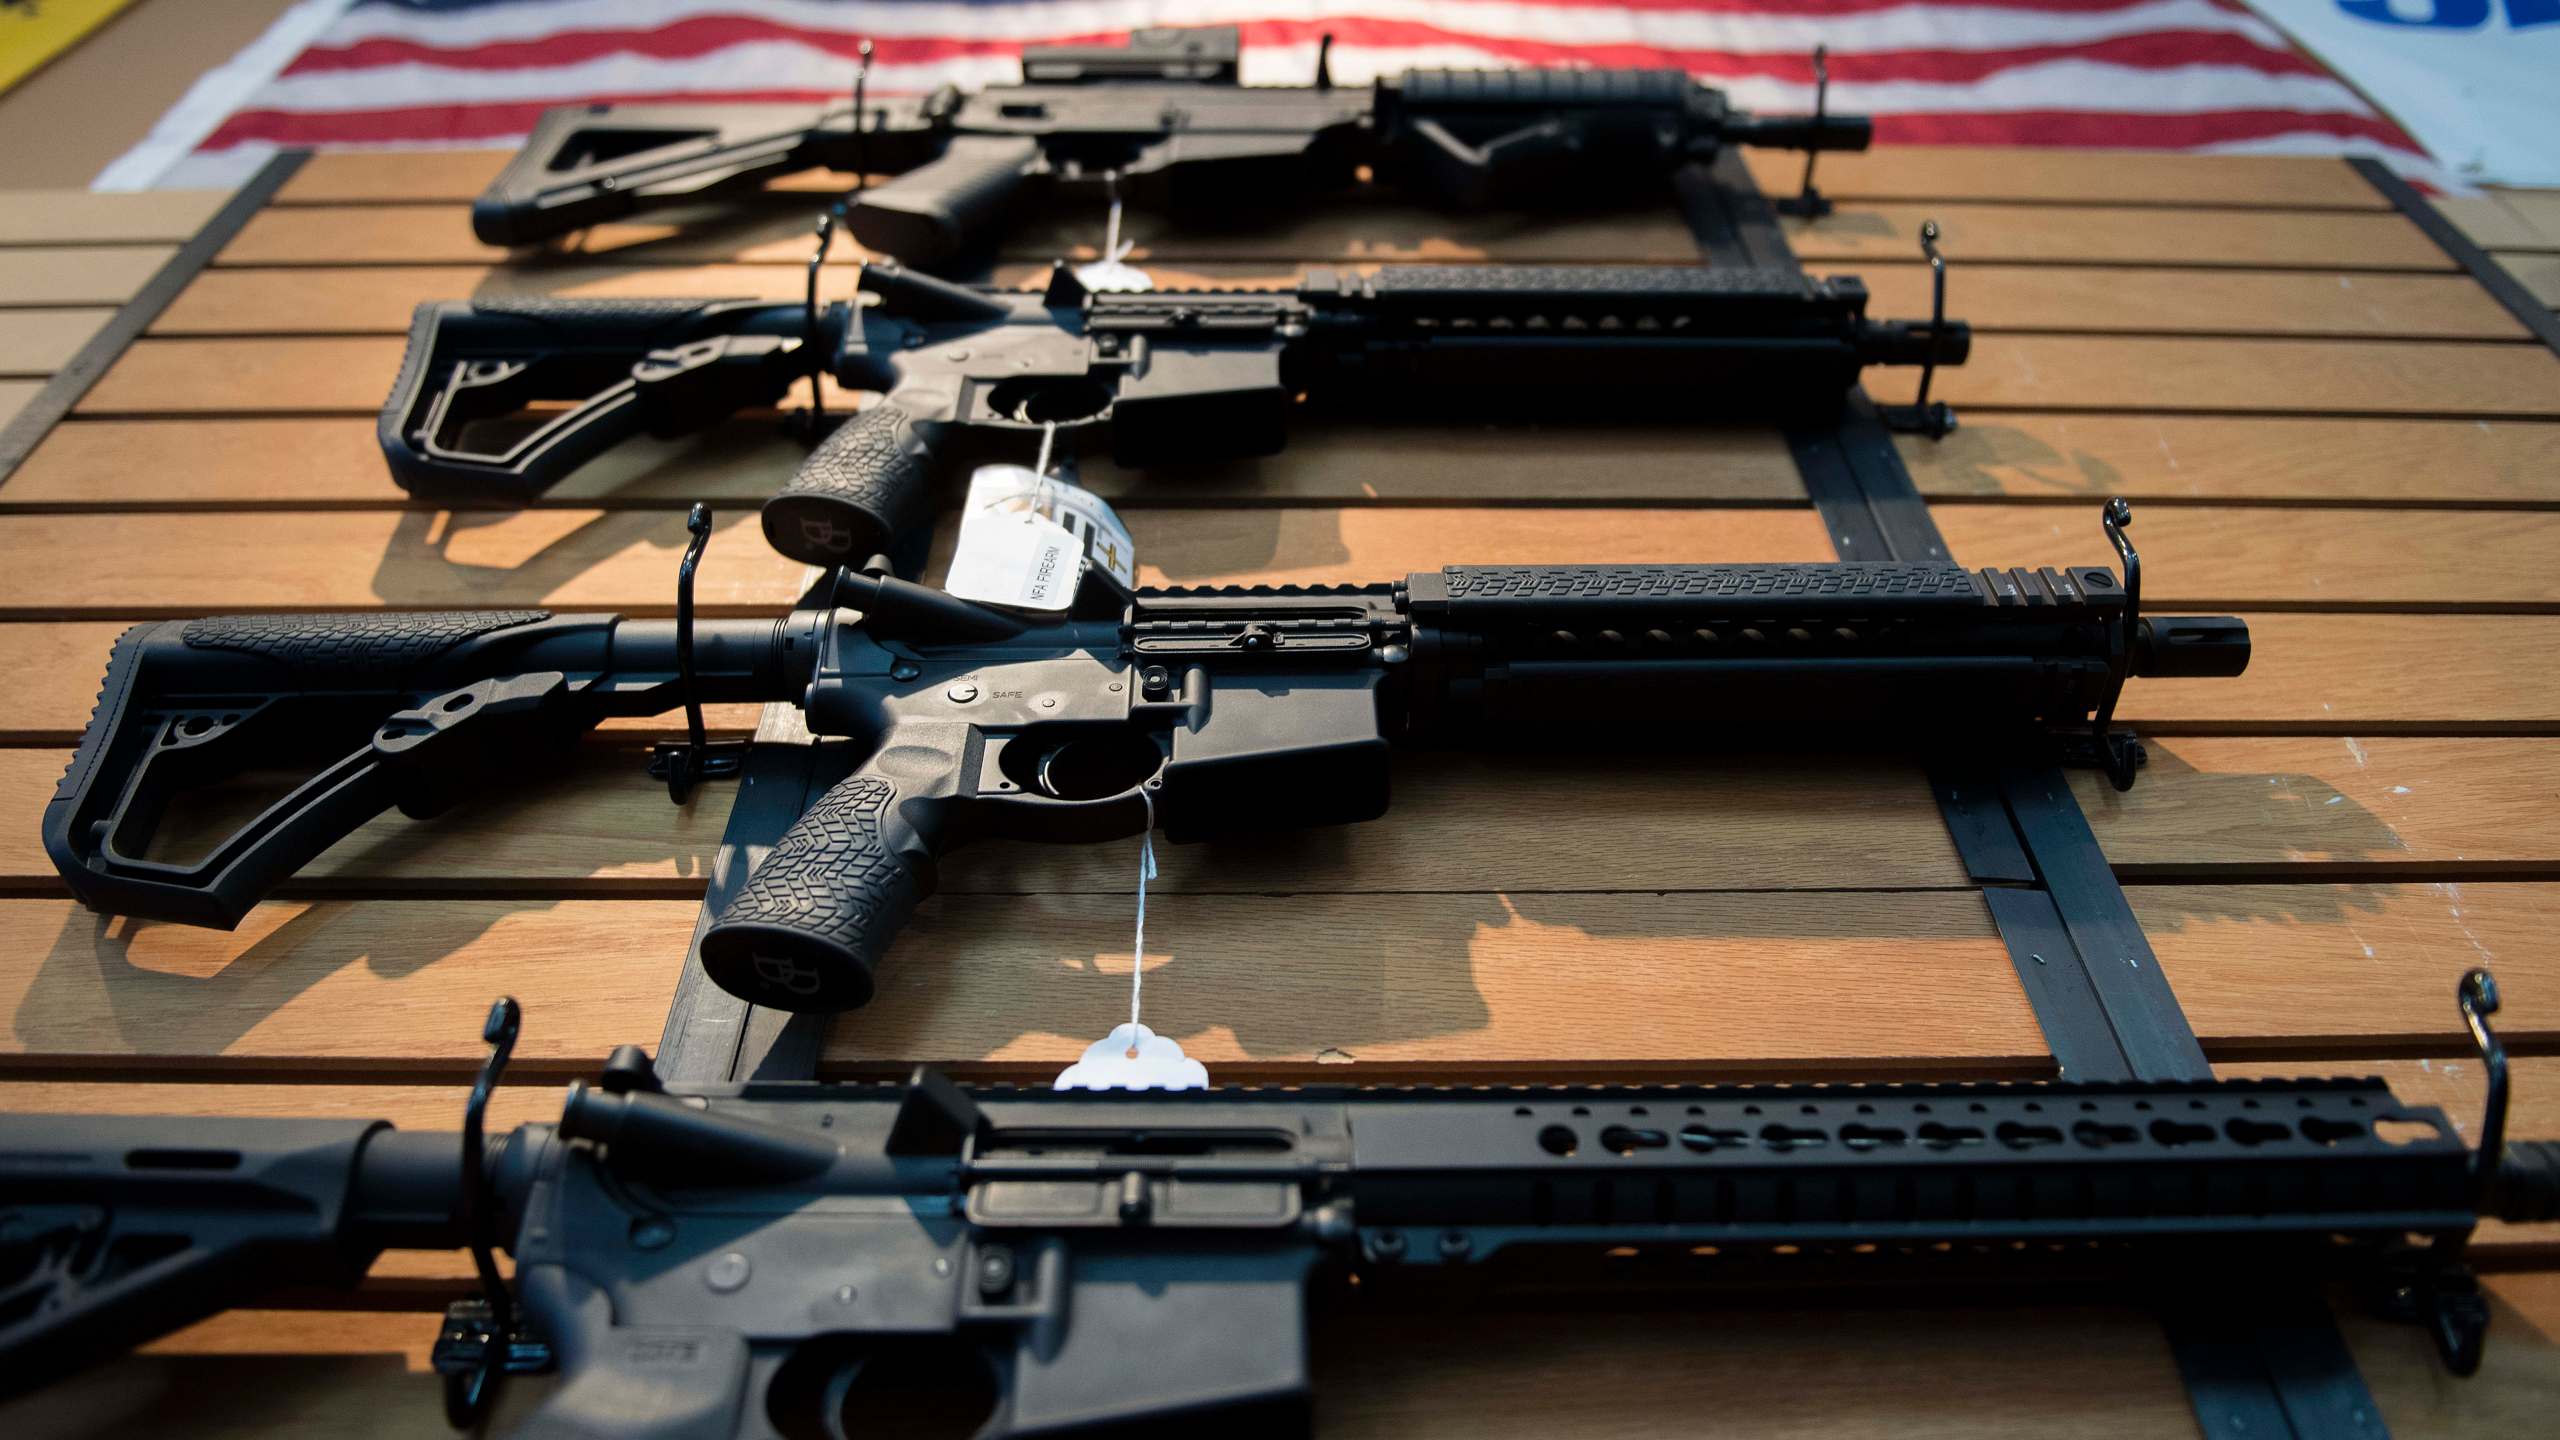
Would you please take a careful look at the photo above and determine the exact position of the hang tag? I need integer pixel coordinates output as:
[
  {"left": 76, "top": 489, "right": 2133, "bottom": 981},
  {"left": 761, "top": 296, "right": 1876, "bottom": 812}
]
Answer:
[
  {"left": 1055, "top": 1023, "right": 1208, "bottom": 1091},
  {"left": 942, "top": 464, "right": 1138, "bottom": 612},
  {"left": 1073, "top": 259, "right": 1152, "bottom": 293}
]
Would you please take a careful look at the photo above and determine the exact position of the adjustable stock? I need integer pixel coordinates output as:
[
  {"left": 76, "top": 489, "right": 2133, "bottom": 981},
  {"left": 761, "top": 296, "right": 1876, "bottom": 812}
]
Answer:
[
  {"left": 41, "top": 609, "right": 804, "bottom": 927},
  {"left": 379, "top": 297, "right": 815, "bottom": 498},
  {"left": 471, "top": 102, "right": 853, "bottom": 247}
]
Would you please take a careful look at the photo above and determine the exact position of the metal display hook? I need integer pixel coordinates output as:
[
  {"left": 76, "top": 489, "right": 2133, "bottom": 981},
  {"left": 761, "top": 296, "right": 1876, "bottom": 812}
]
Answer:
[
  {"left": 649, "top": 503, "right": 749, "bottom": 801},
  {"left": 1877, "top": 219, "right": 1957, "bottom": 438},
  {"left": 1774, "top": 47, "right": 1834, "bottom": 219},
  {"left": 433, "top": 997, "right": 551, "bottom": 1425}
]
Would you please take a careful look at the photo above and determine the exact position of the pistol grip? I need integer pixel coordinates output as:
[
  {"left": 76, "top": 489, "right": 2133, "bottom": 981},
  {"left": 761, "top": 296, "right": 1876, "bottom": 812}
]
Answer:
[
  {"left": 847, "top": 134, "right": 1043, "bottom": 265},
  {"left": 699, "top": 725, "right": 971, "bottom": 1012},
  {"left": 763, "top": 404, "right": 942, "bottom": 567}
]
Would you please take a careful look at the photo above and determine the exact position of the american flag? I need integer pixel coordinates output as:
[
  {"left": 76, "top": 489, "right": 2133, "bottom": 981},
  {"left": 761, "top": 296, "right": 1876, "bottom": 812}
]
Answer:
[{"left": 102, "top": 0, "right": 2445, "bottom": 192}]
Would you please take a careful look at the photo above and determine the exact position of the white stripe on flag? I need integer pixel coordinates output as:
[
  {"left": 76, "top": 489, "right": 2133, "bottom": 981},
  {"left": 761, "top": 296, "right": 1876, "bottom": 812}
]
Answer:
[
  {"left": 307, "top": 0, "right": 2297, "bottom": 59},
  {"left": 240, "top": 44, "right": 2378, "bottom": 125}
]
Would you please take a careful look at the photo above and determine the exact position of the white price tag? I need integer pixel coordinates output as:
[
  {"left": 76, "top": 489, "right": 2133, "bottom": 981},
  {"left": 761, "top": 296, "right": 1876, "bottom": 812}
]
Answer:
[
  {"left": 1055, "top": 1023, "right": 1208, "bottom": 1091},
  {"left": 941, "top": 464, "right": 1139, "bottom": 612},
  {"left": 1072, "top": 259, "right": 1152, "bottom": 293}
]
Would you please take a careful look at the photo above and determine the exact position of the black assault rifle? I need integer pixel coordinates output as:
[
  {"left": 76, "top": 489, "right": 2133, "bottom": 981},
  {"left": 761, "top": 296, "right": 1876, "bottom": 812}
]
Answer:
[
  {"left": 44, "top": 501, "right": 2239, "bottom": 1014},
  {"left": 470, "top": 26, "right": 1872, "bottom": 261},
  {"left": 4, "top": 979, "right": 2556, "bottom": 1434},
  {"left": 378, "top": 261, "right": 1969, "bottom": 566}
]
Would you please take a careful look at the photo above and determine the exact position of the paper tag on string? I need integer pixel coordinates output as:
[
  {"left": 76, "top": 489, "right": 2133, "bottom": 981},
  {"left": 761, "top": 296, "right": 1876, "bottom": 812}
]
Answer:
[
  {"left": 1055, "top": 1023, "right": 1207, "bottom": 1091},
  {"left": 1073, "top": 259, "right": 1152, "bottom": 293},
  {"left": 941, "top": 464, "right": 1138, "bottom": 612}
]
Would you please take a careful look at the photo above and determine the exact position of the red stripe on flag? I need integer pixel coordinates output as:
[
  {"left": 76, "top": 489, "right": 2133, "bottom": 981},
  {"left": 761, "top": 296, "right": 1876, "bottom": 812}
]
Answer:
[{"left": 284, "top": 18, "right": 2330, "bottom": 87}]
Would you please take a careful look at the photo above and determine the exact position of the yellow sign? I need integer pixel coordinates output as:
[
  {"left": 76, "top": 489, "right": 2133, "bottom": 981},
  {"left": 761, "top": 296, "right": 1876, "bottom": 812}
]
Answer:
[{"left": 0, "top": 0, "right": 143, "bottom": 97}]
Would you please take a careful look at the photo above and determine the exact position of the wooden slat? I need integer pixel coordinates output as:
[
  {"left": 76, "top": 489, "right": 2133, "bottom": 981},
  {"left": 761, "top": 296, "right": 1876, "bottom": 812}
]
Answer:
[
  {"left": 5, "top": 739, "right": 2558, "bottom": 895},
  {"left": 0, "top": 899, "right": 688, "bottom": 1069},
  {"left": 86, "top": 331, "right": 2560, "bottom": 423},
  {"left": 1856, "top": 266, "right": 2528, "bottom": 339},
  {"left": 0, "top": 190, "right": 226, "bottom": 245},
  {"left": 2120, "top": 614, "right": 2560, "bottom": 733},
  {"left": 1016, "top": 202, "right": 2452, "bottom": 270},
  {"left": 2493, "top": 251, "right": 2560, "bottom": 308},
  {"left": 1738, "top": 147, "right": 2387, "bottom": 210},
  {"left": 2, "top": 415, "right": 1806, "bottom": 508},
  {"left": 272, "top": 147, "right": 2391, "bottom": 212},
  {"left": 0, "top": 506, "right": 805, "bottom": 616},
  {"left": 0, "top": 748, "right": 1967, "bottom": 896},
  {"left": 6, "top": 882, "right": 2554, "bottom": 1077},
  {"left": 2437, "top": 196, "right": 2555, "bottom": 252},
  {"left": 2486, "top": 189, "right": 2560, "bottom": 247},
  {"left": 2, "top": 417, "right": 816, "bottom": 508},
  {"left": 0, "top": 245, "right": 172, "bottom": 306},
  {"left": 147, "top": 262, "right": 2526, "bottom": 341},
  {"left": 276, "top": 150, "right": 510, "bottom": 204},
  {"left": 1903, "top": 415, "right": 2560, "bottom": 505},
  {"left": 11, "top": 1270, "right": 2555, "bottom": 1440},
  {"left": 0, "top": 380, "right": 35, "bottom": 429},
  {"left": 2136, "top": 882, "right": 2560, "bottom": 1050},
  {"left": 22, "top": 412, "right": 2560, "bottom": 513},
  {"left": 1884, "top": 335, "right": 2560, "bottom": 418},
  {"left": 220, "top": 204, "right": 858, "bottom": 268},
  {"left": 227, "top": 200, "right": 2453, "bottom": 271},
  {"left": 2084, "top": 738, "right": 2560, "bottom": 875},
  {"left": 1782, "top": 204, "right": 2449, "bottom": 270},
  {"left": 79, "top": 336, "right": 402, "bottom": 413},
  {"left": 0, "top": 507, "right": 1838, "bottom": 616},
  {"left": 0, "top": 308, "right": 110, "bottom": 375},
  {"left": 1936, "top": 505, "right": 2560, "bottom": 610}
]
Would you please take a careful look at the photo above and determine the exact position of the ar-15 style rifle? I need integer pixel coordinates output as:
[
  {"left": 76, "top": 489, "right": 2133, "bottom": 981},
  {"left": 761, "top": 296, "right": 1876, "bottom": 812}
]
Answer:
[
  {"left": 379, "top": 261, "right": 1970, "bottom": 567},
  {"left": 44, "top": 501, "right": 2240, "bottom": 1014},
  {"left": 5, "top": 979, "right": 2556, "bottom": 1434},
  {"left": 471, "top": 26, "right": 1873, "bottom": 261}
]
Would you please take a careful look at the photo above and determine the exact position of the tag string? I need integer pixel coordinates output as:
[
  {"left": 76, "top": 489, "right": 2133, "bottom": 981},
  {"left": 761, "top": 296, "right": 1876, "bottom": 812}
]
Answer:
[
  {"left": 1129, "top": 788, "right": 1158, "bottom": 1051},
  {"left": 1030, "top": 419, "right": 1057, "bottom": 524},
  {"left": 1101, "top": 171, "right": 1131, "bottom": 266}
]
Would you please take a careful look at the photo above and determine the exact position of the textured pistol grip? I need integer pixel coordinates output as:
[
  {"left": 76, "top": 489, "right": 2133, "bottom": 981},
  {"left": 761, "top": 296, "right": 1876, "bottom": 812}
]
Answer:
[
  {"left": 699, "top": 770, "right": 944, "bottom": 1012},
  {"left": 762, "top": 404, "right": 940, "bottom": 567},
  {"left": 2498, "top": 1140, "right": 2560, "bottom": 1224},
  {"left": 847, "top": 134, "right": 1042, "bottom": 264}
]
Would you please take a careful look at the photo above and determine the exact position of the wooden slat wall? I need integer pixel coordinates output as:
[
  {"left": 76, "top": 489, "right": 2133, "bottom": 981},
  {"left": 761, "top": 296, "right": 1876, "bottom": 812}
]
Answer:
[
  {"left": 0, "top": 188, "right": 226, "bottom": 424},
  {"left": 4, "top": 151, "right": 2558, "bottom": 1434}
]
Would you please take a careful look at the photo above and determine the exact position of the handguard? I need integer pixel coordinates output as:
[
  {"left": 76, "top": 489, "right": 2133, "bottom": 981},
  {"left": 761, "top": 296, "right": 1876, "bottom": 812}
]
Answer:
[
  {"left": 8, "top": 977, "right": 2560, "bottom": 1427},
  {"left": 379, "top": 296, "right": 814, "bottom": 497}
]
